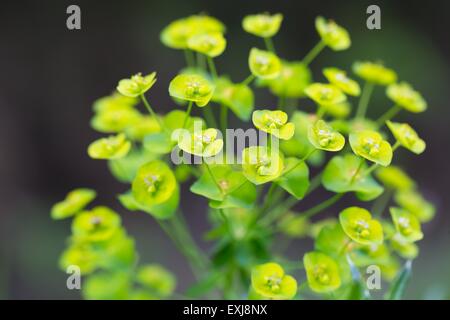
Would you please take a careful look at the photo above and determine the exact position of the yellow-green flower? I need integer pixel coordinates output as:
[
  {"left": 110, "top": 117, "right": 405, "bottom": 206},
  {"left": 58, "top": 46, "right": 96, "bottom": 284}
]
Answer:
[
  {"left": 323, "top": 67, "right": 360, "bottom": 96},
  {"left": 303, "top": 251, "right": 341, "bottom": 293},
  {"left": 242, "top": 146, "right": 284, "bottom": 185},
  {"left": 394, "top": 189, "right": 435, "bottom": 223},
  {"left": 390, "top": 234, "right": 419, "bottom": 260},
  {"left": 315, "top": 16, "right": 350, "bottom": 51},
  {"left": 51, "top": 188, "right": 96, "bottom": 220},
  {"left": 386, "top": 82, "right": 427, "bottom": 113},
  {"left": 91, "top": 106, "right": 142, "bottom": 133},
  {"left": 250, "top": 262, "right": 297, "bottom": 300},
  {"left": 93, "top": 93, "right": 138, "bottom": 113},
  {"left": 307, "top": 119, "right": 345, "bottom": 152},
  {"left": 117, "top": 72, "right": 157, "bottom": 97},
  {"left": 187, "top": 32, "right": 226, "bottom": 57},
  {"left": 72, "top": 206, "right": 121, "bottom": 242},
  {"left": 248, "top": 48, "right": 282, "bottom": 79},
  {"left": 125, "top": 115, "right": 161, "bottom": 141},
  {"left": 87, "top": 133, "right": 131, "bottom": 160},
  {"left": 169, "top": 74, "right": 214, "bottom": 107},
  {"left": 136, "top": 264, "right": 176, "bottom": 298},
  {"left": 59, "top": 244, "right": 99, "bottom": 275},
  {"left": 339, "top": 207, "right": 383, "bottom": 245},
  {"left": 375, "top": 166, "right": 415, "bottom": 191},
  {"left": 213, "top": 77, "right": 254, "bottom": 121},
  {"left": 324, "top": 102, "right": 351, "bottom": 119},
  {"left": 178, "top": 128, "right": 223, "bottom": 157},
  {"left": 252, "top": 110, "right": 295, "bottom": 140},
  {"left": 352, "top": 61, "right": 397, "bottom": 85},
  {"left": 386, "top": 121, "right": 426, "bottom": 154},
  {"left": 390, "top": 207, "right": 423, "bottom": 242},
  {"left": 242, "top": 13, "right": 283, "bottom": 38},
  {"left": 304, "top": 83, "right": 346, "bottom": 106},
  {"left": 132, "top": 160, "right": 177, "bottom": 207},
  {"left": 349, "top": 130, "right": 392, "bottom": 166}
]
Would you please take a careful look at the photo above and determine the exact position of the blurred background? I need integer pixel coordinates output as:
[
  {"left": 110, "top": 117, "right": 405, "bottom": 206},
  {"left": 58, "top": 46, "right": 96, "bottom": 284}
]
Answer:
[{"left": 0, "top": 0, "right": 449, "bottom": 299}]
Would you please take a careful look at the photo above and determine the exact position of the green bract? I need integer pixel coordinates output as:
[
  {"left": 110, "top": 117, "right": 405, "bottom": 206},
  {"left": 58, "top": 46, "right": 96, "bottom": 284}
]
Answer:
[
  {"left": 390, "top": 234, "right": 419, "bottom": 260},
  {"left": 252, "top": 110, "right": 295, "bottom": 140},
  {"left": 91, "top": 106, "right": 142, "bottom": 133},
  {"left": 125, "top": 115, "right": 161, "bottom": 141},
  {"left": 375, "top": 166, "right": 415, "bottom": 191},
  {"left": 51, "top": 188, "right": 96, "bottom": 220},
  {"left": 394, "top": 189, "right": 435, "bottom": 223},
  {"left": 390, "top": 207, "right": 423, "bottom": 242},
  {"left": 136, "top": 264, "right": 176, "bottom": 298},
  {"left": 349, "top": 130, "right": 393, "bottom": 166},
  {"left": 386, "top": 121, "right": 426, "bottom": 154},
  {"left": 132, "top": 160, "right": 177, "bottom": 207},
  {"left": 304, "top": 252, "right": 341, "bottom": 293},
  {"left": 275, "top": 158, "right": 310, "bottom": 199},
  {"left": 307, "top": 119, "right": 345, "bottom": 152},
  {"left": 187, "top": 32, "right": 226, "bottom": 57},
  {"left": 278, "top": 213, "right": 310, "bottom": 238},
  {"left": 315, "top": 223, "right": 348, "bottom": 257},
  {"left": 386, "top": 82, "right": 427, "bottom": 113},
  {"left": 242, "top": 146, "right": 284, "bottom": 185},
  {"left": 212, "top": 77, "right": 254, "bottom": 121},
  {"left": 59, "top": 244, "right": 99, "bottom": 275},
  {"left": 87, "top": 133, "right": 131, "bottom": 160},
  {"left": 339, "top": 207, "right": 383, "bottom": 245},
  {"left": 242, "top": 13, "right": 283, "bottom": 38},
  {"left": 251, "top": 262, "right": 297, "bottom": 300},
  {"left": 93, "top": 93, "right": 138, "bottom": 113},
  {"left": 315, "top": 16, "right": 350, "bottom": 51},
  {"left": 323, "top": 102, "right": 351, "bottom": 119},
  {"left": 352, "top": 61, "right": 397, "bottom": 85},
  {"left": 323, "top": 67, "right": 360, "bottom": 96},
  {"left": 169, "top": 74, "right": 214, "bottom": 107},
  {"left": 117, "top": 72, "right": 157, "bottom": 98},
  {"left": 248, "top": 48, "right": 282, "bottom": 79},
  {"left": 72, "top": 206, "right": 121, "bottom": 242},
  {"left": 178, "top": 128, "right": 223, "bottom": 157},
  {"left": 304, "top": 83, "right": 346, "bottom": 106}
]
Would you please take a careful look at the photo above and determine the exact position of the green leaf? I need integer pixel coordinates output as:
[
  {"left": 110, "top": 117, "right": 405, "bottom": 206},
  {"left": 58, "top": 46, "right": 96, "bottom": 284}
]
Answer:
[
  {"left": 143, "top": 132, "right": 175, "bottom": 154},
  {"left": 185, "top": 272, "right": 223, "bottom": 298},
  {"left": 108, "top": 149, "right": 159, "bottom": 183},
  {"left": 275, "top": 158, "right": 309, "bottom": 199},
  {"left": 387, "top": 260, "right": 412, "bottom": 300}
]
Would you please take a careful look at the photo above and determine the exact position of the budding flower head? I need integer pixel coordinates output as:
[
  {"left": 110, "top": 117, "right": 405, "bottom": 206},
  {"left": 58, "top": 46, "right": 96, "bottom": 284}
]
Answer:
[
  {"left": 386, "top": 121, "right": 426, "bottom": 154},
  {"left": 352, "top": 61, "right": 397, "bottom": 86},
  {"left": 177, "top": 128, "right": 223, "bottom": 157},
  {"left": 187, "top": 32, "right": 226, "bottom": 57},
  {"left": 339, "top": 206, "right": 384, "bottom": 245},
  {"left": 242, "top": 13, "right": 283, "bottom": 38},
  {"left": 136, "top": 264, "right": 176, "bottom": 298},
  {"left": 72, "top": 206, "right": 121, "bottom": 242},
  {"left": 117, "top": 72, "right": 157, "bottom": 98},
  {"left": 303, "top": 251, "right": 341, "bottom": 293},
  {"left": 91, "top": 106, "right": 142, "bottom": 134},
  {"left": 169, "top": 74, "right": 214, "bottom": 107},
  {"left": 386, "top": 82, "right": 427, "bottom": 113},
  {"left": 394, "top": 189, "right": 435, "bottom": 223},
  {"left": 304, "top": 83, "right": 347, "bottom": 106},
  {"left": 248, "top": 48, "right": 282, "bottom": 79},
  {"left": 308, "top": 119, "right": 345, "bottom": 152},
  {"left": 315, "top": 16, "right": 351, "bottom": 51},
  {"left": 250, "top": 262, "right": 297, "bottom": 300},
  {"left": 252, "top": 109, "right": 295, "bottom": 140},
  {"left": 242, "top": 146, "right": 284, "bottom": 185},
  {"left": 87, "top": 133, "right": 131, "bottom": 160},
  {"left": 349, "top": 130, "right": 393, "bottom": 166},
  {"left": 51, "top": 188, "right": 96, "bottom": 220},
  {"left": 323, "top": 67, "right": 360, "bottom": 96},
  {"left": 390, "top": 207, "right": 423, "bottom": 242},
  {"left": 375, "top": 165, "right": 415, "bottom": 191}
]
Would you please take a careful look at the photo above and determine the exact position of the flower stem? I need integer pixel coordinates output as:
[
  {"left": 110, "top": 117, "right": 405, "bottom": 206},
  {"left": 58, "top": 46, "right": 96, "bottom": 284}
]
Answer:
[
  {"left": 140, "top": 94, "right": 169, "bottom": 134},
  {"left": 350, "top": 158, "right": 365, "bottom": 184},
  {"left": 376, "top": 104, "right": 402, "bottom": 127},
  {"left": 241, "top": 74, "right": 256, "bottom": 86},
  {"left": 184, "top": 49, "right": 195, "bottom": 68},
  {"left": 204, "top": 160, "right": 224, "bottom": 195},
  {"left": 207, "top": 56, "right": 218, "bottom": 80},
  {"left": 202, "top": 107, "right": 218, "bottom": 128},
  {"left": 182, "top": 101, "right": 193, "bottom": 129},
  {"left": 302, "top": 40, "right": 326, "bottom": 66},
  {"left": 371, "top": 188, "right": 393, "bottom": 218},
  {"left": 220, "top": 104, "right": 228, "bottom": 136},
  {"left": 264, "top": 37, "right": 276, "bottom": 53},
  {"left": 355, "top": 82, "right": 375, "bottom": 119}
]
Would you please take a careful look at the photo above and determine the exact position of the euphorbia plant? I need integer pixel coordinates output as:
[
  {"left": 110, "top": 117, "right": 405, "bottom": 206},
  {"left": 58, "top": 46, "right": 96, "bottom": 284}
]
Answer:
[{"left": 51, "top": 12, "right": 435, "bottom": 300}]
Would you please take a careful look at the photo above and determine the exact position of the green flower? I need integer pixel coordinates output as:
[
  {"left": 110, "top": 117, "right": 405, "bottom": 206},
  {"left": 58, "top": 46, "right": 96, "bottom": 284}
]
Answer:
[
  {"left": 375, "top": 166, "right": 415, "bottom": 191},
  {"left": 83, "top": 272, "right": 130, "bottom": 300},
  {"left": 339, "top": 207, "right": 384, "bottom": 245},
  {"left": 92, "top": 93, "right": 138, "bottom": 113},
  {"left": 251, "top": 262, "right": 297, "bottom": 300},
  {"left": 252, "top": 110, "right": 295, "bottom": 140},
  {"left": 303, "top": 251, "right": 341, "bottom": 293},
  {"left": 242, "top": 146, "right": 284, "bottom": 185},
  {"left": 323, "top": 102, "right": 351, "bottom": 119},
  {"left": 59, "top": 244, "right": 99, "bottom": 275},
  {"left": 390, "top": 207, "right": 423, "bottom": 242},
  {"left": 125, "top": 115, "right": 161, "bottom": 141},
  {"left": 87, "top": 133, "right": 131, "bottom": 160},
  {"left": 323, "top": 67, "right": 360, "bottom": 96},
  {"left": 213, "top": 77, "right": 254, "bottom": 121},
  {"left": 187, "top": 32, "right": 226, "bottom": 57},
  {"left": 169, "top": 74, "right": 215, "bottom": 107},
  {"left": 117, "top": 72, "right": 157, "bottom": 98},
  {"left": 352, "top": 61, "right": 397, "bottom": 86},
  {"left": 278, "top": 213, "right": 310, "bottom": 238},
  {"left": 349, "top": 130, "right": 393, "bottom": 166},
  {"left": 304, "top": 83, "right": 346, "bottom": 106},
  {"left": 72, "top": 206, "right": 121, "bottom": 242},
  {"left": 386, "top": 82, "right": 427, "bottom": 113},
  {"left": 136, "top": 264, "right": 176, "bottom": 298},
  {"left": 132, "top": 160, "right": 177, "bottom": 207},
  {"left": 91, "top": 106, "right": 142, "bottom": 133},
  {"left": 390, "top": 234, "right": 419, "bottom": 260},
  {"left": 394, "top": 189, "right": 435, "bottom": 223},
  {"left": 248, "top": 48, "right": 282, "bottom": 79},
  {"left": 51, "top": 188, "right": 96, "bottom": 220},
  {"left": 315, "top": 16, "right": 350, "bottom": 51},
  {"left": 242, "top": 13, "right": 283, "bottom": 38},
  {"left": 350, "top": 243, "right": 390, "bottom": 267},
  {"left": 386, "top": 120, "right": 425, "bottom": 154},
  {"left": 178, "top": 128, "right": 223, "bottom": 157},
  {"left": 315, "top": 223, "right": 348, "bottom": 257},
  {"left": 307, "top": 119, "right": 345, "bottom": 151}
]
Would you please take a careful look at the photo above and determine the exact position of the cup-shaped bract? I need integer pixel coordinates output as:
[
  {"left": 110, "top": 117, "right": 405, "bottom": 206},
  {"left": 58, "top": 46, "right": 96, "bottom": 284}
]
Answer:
[
  {"left": 125, "top": 116, "right": 162, "bottom": 141},
  {"left": 242, "top": 13, "right": 283, "bottom": 38},
  {"left": 187, "top": 32, "right": 226, "bottom": 57},
  {"left": 303, "top": 252, "right": 341, "bottom": 293},
  {"left": 51, "top": 188, "right": 97, "bottom": 220},
  {"left": 248, "top": 48, "right": 282, "bottom": 79},
  {"left": 72, "top": 206, "right": 121, "bottom": 242},
  {"left": 386, "top": 121, "right": 426, "bottom": 154},
  {"left": 117, "top": 72, "right": 157, "bottom": 98},
  {"left": 349, "top": 130, "right": 393, "bottom": 166},
  {"left": 386, "top": 82, "right": 427, "bottom": 113},
  {"left": 352, "top": 61, "right": 397, "bottom": 86},
  {"left": 169, "top": 74, "right": 215, "bottom": 107},
  {"left": 375, "top": 166, "right": 415, "bottom": 191},
  {"left": 307, "top": 119, "right": 345, "bottom": 152},
  {"left": 315, "top": 16, "right": 350, "bottom": 51},
  {"left": 136, "top": 264, "right": 176, "bottom": 298},
  {"left": 250, "top": 262, "right": 297, "bottom": 300},
  {"left": 213, "top": 77, "right": 254, "bottom": 121},
  {"left": 132, "top": 160, "right": 177, "bottom": 208},
  {"left": 304, "top": 83, "right": 347, "bottom": 106},
  {"left": 59, "top": 244, "right": 99, "bottom": 275},
  {"left": 88, "top": 133, "right": 131, "bottom": 160},
  {"left": 390, "top": 207, "right": 423, "bottom": 242},
  {"left": 390, "top": 234, "right": 419, "bottom": 260},
  {"left": 92, "top": 93, "right": 138, "bottom": 113},
  {"left": 91, "top": 106, "right": 142, "bottom": 133},
  {"left": 339, "top": 207, "right": 383, "bottom": 245},
  {"left": 242, "top": 146, "right": 284, "bottom": 185},
  {"left": 394, "top": 189, "right": 435, "bottom": 223},
  {"left": 178, "top": 128, "right": 223, "bottom": 157},
  {"left": 252, "top": 110, "right": 295, "bottom": 140},
  {"left": 323, "top": 67, "right": 360, "bottom": 96}
]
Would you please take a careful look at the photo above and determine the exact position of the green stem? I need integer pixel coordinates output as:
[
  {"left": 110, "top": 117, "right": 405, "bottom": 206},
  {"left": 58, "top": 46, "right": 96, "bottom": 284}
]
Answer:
[
  {"left": 356, "top": 82, "right": 375, "bottom": 119},
  {"left": 317, "top": 105, "right": 326, "bottom": 119},
  {"left": 184, "top": 49, "right": 195, "bottom": 68},
  {"left": 182, "top": 101, "right": 193, "bottom": 129},
  {"left": 259, "top": 183, "right": 277, "bottom": 215},
  {"left": 371, "top": 188, "right": 393, "bottom": 218},
  {"left": 302, "top": 40, "right": 326, "bottom": 66},
  {"left": 220, "top": 104, "right": 228, "bottom": 135},
  {"left": 202, "top": 107, "right": 218, "bottom": 128},
  {"left": 197, "top": 52, "right": 207, "bottom": 70},
  {"left": 376, "top": 105, "right": 402, "bottom": 127},
  {"left": 264, "top": 37, "right": 275, "bottom": 53},
  {"left": 278, "top": 95, "right": 286, "bottom": 110},
  {"left": 392, "top": 140, "right": 401, "bottom": 151},
  {"left": 241, "top": 74, "right": 256, "bottom": 86},
  {"left": 283, "top": 149, "right": 316, "bottom": 176},
  {"left": 204, "top": 161, "right": 224, "bottom": 195},
  {"left": 207, "top": 56, "right": 218, "bottom": 79},
  {"left": 361, "top": 163, "right": 379, "bottom": 178},
  {"left": 350, "top": 158, "right": 365, "bottom": 184},
  {"left": 140, "top": 94, "right": 168, "bottom": 134},
  {"left": 302, "top": 193, "right": 344, "bottom": 219}
]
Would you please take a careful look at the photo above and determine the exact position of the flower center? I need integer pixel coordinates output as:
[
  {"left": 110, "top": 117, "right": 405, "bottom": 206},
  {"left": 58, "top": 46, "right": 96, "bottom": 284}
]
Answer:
[
  {"left": 265, "top": 275, "right": 282, "bottom": 292},
  {"left": 144, "top": 174, "right": 161, "bottom": 194},
  {"left": 313, "top": 265, "right": 330, "bottom": 285},
  {"left": 354, "top": 219, "right": 371, "bottom": 238}
]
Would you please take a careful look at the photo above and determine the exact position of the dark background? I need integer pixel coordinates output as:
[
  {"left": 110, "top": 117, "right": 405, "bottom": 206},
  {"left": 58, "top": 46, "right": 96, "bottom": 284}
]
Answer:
[{"left": 0, "top": 0, "right": 449, "bottom": 299}]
